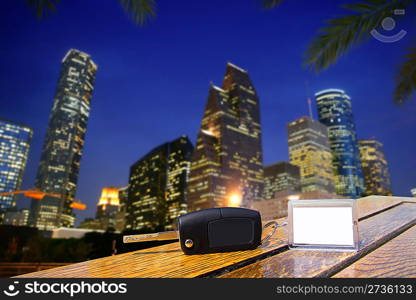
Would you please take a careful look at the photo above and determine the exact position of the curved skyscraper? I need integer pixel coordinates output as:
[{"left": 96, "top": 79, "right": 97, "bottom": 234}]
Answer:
[
  {"left": 315, "top": 89, "right": 364, "bottom": 198},
  {"left": 126, "top": 136, "right": 194, "bottom": 232}
]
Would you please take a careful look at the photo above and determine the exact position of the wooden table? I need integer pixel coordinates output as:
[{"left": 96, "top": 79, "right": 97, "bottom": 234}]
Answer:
[{"left": 17, "top": 196, "right": 416, "bottom": 278}]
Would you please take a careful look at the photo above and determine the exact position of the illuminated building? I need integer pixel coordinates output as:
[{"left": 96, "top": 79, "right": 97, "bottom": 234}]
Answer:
[
  {"left": 96, "top": 187, "right": 120, "bottom": 230},
  {"left": 411, "top": 188, "right": 416, "bottom": 197},
  {"left": 315, "top": 89, "right": 365, "bottom": 198},
  {"left": 31, "top": 49, "right": 97, "bottom": 230},
  {"left": 263, "top": 162, "right": 300, "bottom": 200},
  {"left": 187, "top": 63, "right": 264, "bottom": 211},
  {"left": 126, "top": 136, "right": 193, "bottom": 231},
  {"left": 287, "top": 116, "right": 335, "bottom": 193},
  {"left": 0, "top": 119, "right": 33, "bottom": 214},
  {"left": 79, "top": 218, "right": 101, "bottom": 230},
  {"left": 29, "top": 195, "right": 61, "bottom": 231},
  {"left": 358, "top": 139, "right": 392, "bottom": 196},
  {"left": 3, "top": 209, "right": 30, "bottom": 226},
  {"left": 115, "top": 186, "right": 128, "bottom": 232}
]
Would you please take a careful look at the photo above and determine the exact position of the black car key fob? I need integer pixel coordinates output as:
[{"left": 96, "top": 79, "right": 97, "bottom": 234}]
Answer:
[{"left": 178, "top": 207, "right": 262, "bottom": 255}]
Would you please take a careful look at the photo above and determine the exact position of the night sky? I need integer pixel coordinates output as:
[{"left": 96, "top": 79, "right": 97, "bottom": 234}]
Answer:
[{"left": 2, "top": 0, "right": 415, "bottom": 225}]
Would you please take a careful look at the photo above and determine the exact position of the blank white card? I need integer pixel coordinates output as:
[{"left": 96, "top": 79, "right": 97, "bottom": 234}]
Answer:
[{"left": 292, "top": 206, "right": 354, "bottom": 246}]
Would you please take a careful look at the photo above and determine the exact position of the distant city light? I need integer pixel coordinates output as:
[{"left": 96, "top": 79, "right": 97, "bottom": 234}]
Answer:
[
  {"left": 288, "top": 195, "right": 300, "bottom": 201},
  {"left": 229, "top": 194, "right": 241, "bottom": 207},
  {"left": 201, "top": 129, "right": 215, "bottom": 137}
]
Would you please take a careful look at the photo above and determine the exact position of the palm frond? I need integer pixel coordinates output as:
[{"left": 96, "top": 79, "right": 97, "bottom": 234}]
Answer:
[
  {"left": 394, "top": 47, "right": 416, "bottom": 103},
  {"left": 119, "top": 0, "right": 156, "bottom": 26},
  {"left": 25, "top": 0, "right": 60, "bottom": 19},
  {"left": 262, "top": 0, "right": 284, "bottom": 9},
  {"left": 305, "top": 0, "right": 410, "bottom": 72}
]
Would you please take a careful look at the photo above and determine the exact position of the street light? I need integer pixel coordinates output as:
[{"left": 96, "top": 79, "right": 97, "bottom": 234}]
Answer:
[{"left": 229, "top": 194, "right": 241, "bottom": 207}]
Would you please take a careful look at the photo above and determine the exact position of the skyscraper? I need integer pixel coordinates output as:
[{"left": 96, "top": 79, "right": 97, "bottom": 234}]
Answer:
[
  {"left": 126, "top": 136, "right": 193, "bottom": 232},
  {"left": 287, "top": 116, "right": 335, "bottom": 193},
  {"left": 315, "top": 89, "right": 364, "bottom": 198},
  {"left": 95, "top": 187, "right": 120, "bottom": 230},
  {"left": 114, "top": 185, "right": 128, "bottom": 232},
  {"left": 32, "top": 49, "right": 97, "bottom": 229},
  {"left": 0, "top": 119, "right": 33, "bottom": 214},
  {"left": 263, "top": 161, "right": 301, "bottom": 200},
  {"left": 358, "top": 139, "right": 392, "bottom": 196},
  {"left": 187, "top": 63, "right": 264, "bottom": 211}
]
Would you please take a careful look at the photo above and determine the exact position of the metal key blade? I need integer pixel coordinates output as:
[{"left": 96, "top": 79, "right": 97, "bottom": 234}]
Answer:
[{"left": 123, "top": 231, "right": 179, "bottom": 243}]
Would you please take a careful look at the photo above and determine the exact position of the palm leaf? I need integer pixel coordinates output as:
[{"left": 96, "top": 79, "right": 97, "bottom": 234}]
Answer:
[
  {"left": 119, "top": 0, "right": 156, "bottom": 26},
  {"left": 262, "top": 0, "right": 285, "bottom": 9},
  {"left": 25, "top": 0, "right": 60, "bottom": 19},
  {"left": 305, "top": 0, "right": 410, "bottom": 72},
  {"left": 394, "top": 47, "right": 416, "bottom": 103}
]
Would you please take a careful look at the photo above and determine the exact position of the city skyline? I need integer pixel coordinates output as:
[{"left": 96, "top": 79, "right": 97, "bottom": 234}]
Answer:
[{"left": 2, "top": 0, "right": 415, "bottom": 224}]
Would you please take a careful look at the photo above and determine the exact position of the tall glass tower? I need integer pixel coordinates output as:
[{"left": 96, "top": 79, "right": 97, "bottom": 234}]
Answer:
[
  {"left": 126, "top": 136, "right": 194, "bottom": 232},
  {"left": 32, "top": 49, "right": 97, "bottom": 230},
  {"left": 0, "top": 119, "right": 32, "bottom": 213},
  {"left": 187, "top": 63, "right": 264, "bottom": 211},
  {"left": 315, "top": 89, "right": 364, "bottom": 198}
]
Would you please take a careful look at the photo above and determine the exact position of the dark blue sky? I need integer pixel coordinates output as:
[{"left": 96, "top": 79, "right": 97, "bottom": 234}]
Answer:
[{"left": 2, "top": 0, "right": 415, "bottom": 224}]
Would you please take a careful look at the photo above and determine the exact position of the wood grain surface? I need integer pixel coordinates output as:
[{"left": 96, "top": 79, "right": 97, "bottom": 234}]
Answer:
[
  {"left": 356, "top": 195, "right": 415, "bottom": 219},
  {"left": 16, "top": 219, "right": 289, "bottom": 278},
  {"left": 220, "top": 202, "right": 416, "bottom": 278},
  {"left": 333, "top": 225, "right": 416, "bottom": 278},
  {"left": 16, "top": 196, "right": 416, "bottom": 278}
]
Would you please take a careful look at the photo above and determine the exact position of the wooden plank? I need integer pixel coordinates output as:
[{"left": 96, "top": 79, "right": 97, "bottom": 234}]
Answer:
[
  {"left": 15, "top": 218, "right": 288, "bottom": 278},
  {"left": 356, "top": 195, "right": 414, "bottom": 219},
  {"left": 333, "top": 225, "right": 416, "bottom": 278},
  {"left": 0, "top": 263, "right": 70, "bottom": 278},
  {"left": 220, "top": 202, "right": 416, "bottom": 278},
  {"left": 16, "top": 196, "right": 414, "bottom": 278}
]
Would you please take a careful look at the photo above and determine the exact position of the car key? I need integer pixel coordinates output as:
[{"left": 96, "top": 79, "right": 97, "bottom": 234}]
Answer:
[{"left": 123, "top": 207, "right": 276, "bottom": 255}]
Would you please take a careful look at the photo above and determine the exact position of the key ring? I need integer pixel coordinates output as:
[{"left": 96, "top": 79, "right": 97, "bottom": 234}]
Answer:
[{"left": 261, "top": 221, "right": 287, "bottom": 244}]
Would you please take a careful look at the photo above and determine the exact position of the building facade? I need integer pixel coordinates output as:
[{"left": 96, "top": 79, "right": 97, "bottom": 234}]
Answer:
[
  {"left": 263, "top": 161, "right": 300, "bottom": 199},
  {"left": 126, "top": 136, "right": 193, "bottom": 232},
  {"left": 187, "top": 63, "right": 264, "bottom": 211},
  {"left": 287, "top": 116, "right": 335, "bottom": 194},
  {"left": 31, "top": 49, "right": 97, "bottom": 230},
  {"left": 3, "top": 209, "right": 30, "bottom": 226},
  {"left": 0, "top": 119, "right": 33, "bottom": 213},
  {"left": 96, "top": 187, "right": 120, "bottom": 230},
  {"left": 315, "top": 89, "right": 364, "bottom": 198},
  {"left": 358, "top": 139, "right": 392, "bottom": 196},
  {"left": 114, "top": 186, "right": 128, "bottom": 232}
]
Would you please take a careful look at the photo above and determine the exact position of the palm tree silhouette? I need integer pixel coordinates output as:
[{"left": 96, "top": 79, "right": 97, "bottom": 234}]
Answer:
[{"left": 265, "top": 0, "right": 415, "bottom": 104}]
